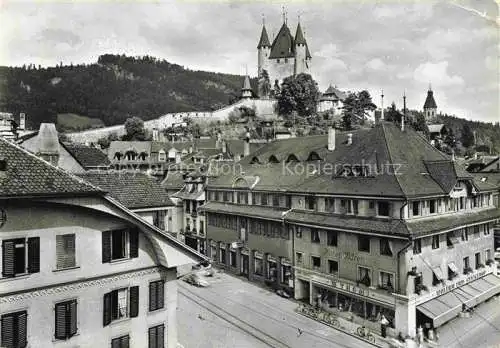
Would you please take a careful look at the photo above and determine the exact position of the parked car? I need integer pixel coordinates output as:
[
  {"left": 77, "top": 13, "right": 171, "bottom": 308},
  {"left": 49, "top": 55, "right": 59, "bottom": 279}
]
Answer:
[{"left": 182, "top": 273, "right": 210, "bottom": 287}]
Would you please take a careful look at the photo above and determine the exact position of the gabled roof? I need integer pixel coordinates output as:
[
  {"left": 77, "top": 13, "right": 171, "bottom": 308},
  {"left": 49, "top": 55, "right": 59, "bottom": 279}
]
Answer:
[
  {"left": 257, "top": 24, "right": 271, "bottom": 48},
  {"left": 424, "top": 89, "right": 437, "bottom": 109},
  {"left": 161, "top": 171, "right": 188, "bottom": 190},
  {"left": 0, "top": 137, "right": 103, "bottom": 198},
  {"left": 78, "top": 172, "right": 174, "bottom": 209},
  {"left": 62, "top": 143, "right": 111, "bottom": 168},
  {"left": 321, "top": 85, "right": 347, "bottom": 101}
]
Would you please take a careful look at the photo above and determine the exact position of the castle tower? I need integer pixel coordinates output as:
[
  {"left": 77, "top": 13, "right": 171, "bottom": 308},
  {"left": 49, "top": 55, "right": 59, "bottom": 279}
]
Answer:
[
  {"left": 294, "top": 20, "right": 307, "bottom": 75},
  {"left": 257, "top": 20, "right": 271, "bottom": 78},
  {"left": 423, "top": 85, "right": 437, "bottom": 122},
  {"left": 241, "top": 75, "right": 252, "bottom": 99}
]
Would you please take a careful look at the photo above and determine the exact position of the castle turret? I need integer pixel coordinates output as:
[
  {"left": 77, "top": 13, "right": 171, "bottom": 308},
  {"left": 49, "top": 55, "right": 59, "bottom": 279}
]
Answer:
[
  {"left": 241, "top": 75, "right": 252, "bottom": 99},
  {"left": 294, "top": 21, "right": 307, "bottom": 75},
  {"left": 257, "top": 22, "right": 271, "bottom": 77},
  {"left": 423, "top": 85, "right": 437, "bottom": 122}
]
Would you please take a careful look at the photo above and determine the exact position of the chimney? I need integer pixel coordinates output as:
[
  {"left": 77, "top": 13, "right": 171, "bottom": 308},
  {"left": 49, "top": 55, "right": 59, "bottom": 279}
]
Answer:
[
  {"left": 401, "top": 115, "right": 405, "bottom": 131},
  {"left": 19, "top": 113, "right": 26, "bottom": 130},
  {"left": 451, "top": 150, "right": 456, "bottom": 162},
  {"left": 189, "top": 145, "right": 193, "bottom": 154},
  {"left": 243, "top": 131, "right": 251, "bottom": 157},
  {"left": 328, "top": 126, "right": 336, "bottom": 151},
  {"left": 347, "top": 133, "right": 353, "bottom": 145},
  {"left": 380, "top": 90, "right": 384, "bottom": 121},
  {"left": 222, "top": 140, "right": 227, "bottom": 153},
  {"left": 37, "top": 123, "right": 60, "bottom": 166}
]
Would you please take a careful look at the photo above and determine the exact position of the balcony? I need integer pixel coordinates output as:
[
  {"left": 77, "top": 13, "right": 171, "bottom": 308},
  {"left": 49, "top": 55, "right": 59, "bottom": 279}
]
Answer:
[{"left": 191, "top": 210, "right": 198, "bottom": 218}]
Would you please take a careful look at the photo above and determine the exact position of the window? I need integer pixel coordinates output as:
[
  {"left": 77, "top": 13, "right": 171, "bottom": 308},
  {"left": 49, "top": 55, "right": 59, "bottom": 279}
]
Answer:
[
  {"left": 448, "top": 263, "right": 458, "bottom": 280},
  {"left": 237, "top": 192, "right": 248, "bottom": 205},
  {"left": 1, "top": 310, "right": 27, "bottom": 348},
  {"left": 412, "top": 202, "right": 420, "bottom": 216},
  {"left": 158, "top": 150, "right": 166, "bottom": 162},
  {"left": 347, "top": 200, "right": 358, "bottom": 214},
  {"left": 328, "top": 260, "right": 338, "bottom": 274},
  {"left": 272, "top": 195, "right": 280, "bottom": 207},
  {"left": 473, "top": 225, "right": 480, "bottom": 238},
  {"left": 285, "top": 195, "right": 292, "bottom": 208},
  {"left": 2, "top": 237, "right": 39, "bottom": 277},
  {"left": 261, "top": 193, "right": 268, "bottom": 205},
  {"left": 148, "top": 324, "right": 165, "bottom": 348},
  {"left": 325, "top": 198, "right": 335, "bottom": 212},
  {"left": 55, "top": 300, "right": 77, "bottom": 340},
  {"left": 446, "top": 232, "right": 455, "bottom": 248},
  {"left": 311, "top": 256, "right": 321, "bottom": 269},
  {"left": 149, "top": 281, "right": 164, "bottom": 312},
  {"left": 413, "top": 240, "right": 422, "bottom": 254},
  {"left": 358, "top": 267, "right": 371, "bottom": 286},
  {"left": 380, "top": 239, "right": 393, "bottom": 256},
  {"left": 311, "top": 229, "right": 320, "bottom": 243},
  {"left": 327, "top": 231, "right": 337, "bottom": 246},
  {"left": 432, "top": 235, "right": 440, "bottom": 249},
  {"left": 414, "top": 274, "right": 423, "bottom": 294},
  {"left": 475, "top": 252, "right": 482, "bottom": 269},
  {"left": 429, "top": 200, "right": 436, "bottom": 214},
  {"left": 463, "top": 257, "right": 470, "bottom": 274},
  {"left": 295, "top": 226, "right": 302, "bottom": 238},
  {"left": 369, "top": 201, "right": 375, "bottom": 209},
  {"left": 379, "top": 271, "right": 394, "bottom": 290},
  {"left": 358, "top": 235, "right": 370, "bottom": 253},
  {"left": 56, "top": 234, "right": 76, "bottom": 270},
  {"left": 230, "top": 250, "right": 237, "bottom": 267},
  {"left": 461, "top": 228, "right": 469, "bottom": 242},
  {"left": 153, "top": 211, "right": 166, "bottom": 230},
  {"left": 111, "top": 335, "right": 130, "bottom": 348},
  {"left": 102, "top": 228, "right": 138, "bottom": 263},
  {"left": 296, "top": 252, "right": 303, "bottom": 265},
  {"left": 103, "top": 286, "right": 139, "bottom": 326},
  {"left": 484, "top": 223, "right": 491, "bottom": 235},
  {"left": 220, "top": 247, "right": 226, "bottom": 264},
  {"left": 305, "top": 196, "right": 316, "bottom": 210},
  {"left": 377, "top": 201, "right": 390, "bottom": 217},
  {"left": 486, "top": 249, "right": 492, "bottom": 261}
]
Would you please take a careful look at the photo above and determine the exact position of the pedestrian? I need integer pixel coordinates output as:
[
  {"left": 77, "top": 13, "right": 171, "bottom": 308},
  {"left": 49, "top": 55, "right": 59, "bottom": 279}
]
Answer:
[
  {"left": 380, "top": 314, "right": 389, "bottom": 338},
  {"left": 297, "top": 328, "right": 303, "bottom": 337}
]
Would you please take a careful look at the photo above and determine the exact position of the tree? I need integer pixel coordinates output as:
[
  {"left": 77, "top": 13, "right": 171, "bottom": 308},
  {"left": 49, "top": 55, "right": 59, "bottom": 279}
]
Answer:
[
  {"left": 461, "top": 124, "right": 475, "bottom": 148},
  {"left": 276, "top": 73, "right": 319, "bottom": 118},
  {"left": 258, "top": 69, "right": 271, "bottom": 98},
  {"left": 123, "top": 117, "right": 146, "bottom": 141},
  {"left": 340, "top": 90, "right": 377, "bottom": 128},
  {"left": 411, "top": 113, "right": 429, "bottom": 137},
  {"left": 97, "top": 132, "right": 119, "bottom": 149},
  {"left": 385, "top": 102, "right": 401, "bottom": 123}
]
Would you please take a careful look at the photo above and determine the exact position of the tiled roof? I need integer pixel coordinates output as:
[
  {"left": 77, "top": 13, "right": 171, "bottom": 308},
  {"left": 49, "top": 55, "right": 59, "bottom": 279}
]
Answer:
[
  {"left": 199, "top": 201, "right": 288, "bottom": 221},
  {"left": 108, "top": 141, "right": 151, "bottom": 159},
  {"left": 225, "top": 140, "right": 265, "bottom": 157},
  {"left": 321, "top": 86, "right": 346, "bottom": 101},
  {"left": 405, "top": 208, "right": 500, "bottom": 237},
  {"left": 0, "top": 138, "right": 103, "bottom": 197},
  {"left": 257, "top": 24, "right": 271, "bottom": 48},
  {"left": 212, "top": 122, "right": 492, "bottom": 198},
  {"left": 424, "top": 89, "right": 437, "bottom": 109},
  {"left": 62, "top": 143, "right": 111, "bottom": 168},
  {"left": 161, "top": 171, "right": 187, "bottom": 190},
  {"left": 78, "top": 172, "right": 174, "bottom": 209},
  {"left": 471, "top": 172, "right": 500, "bottom": 190},
  {"left": 285, "top": 210, "right": 410, "bottom": 237},
  {"left": 151, "top": 139, "right": 217, "bottom": 153}
]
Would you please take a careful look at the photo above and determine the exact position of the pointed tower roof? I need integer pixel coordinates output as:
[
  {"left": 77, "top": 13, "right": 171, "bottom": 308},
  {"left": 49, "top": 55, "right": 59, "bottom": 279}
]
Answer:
[
  {"left": 295, "top": 22, "right": 307, "bottom": 45},
  {"left": 242, "top": 75, "right": 252, "bottom": 91},
  {"left": 424, "top": 88, "right": 437, "bottom": 109},
  {"left": 269, "top": 22, "right": 295, "bottom": 59},
  {"left": 257, "top": 25, "right": 271, "bottom": 48}
]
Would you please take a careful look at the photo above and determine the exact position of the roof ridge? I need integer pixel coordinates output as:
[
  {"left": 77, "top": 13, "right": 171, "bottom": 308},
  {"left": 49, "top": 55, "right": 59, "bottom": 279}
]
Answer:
[
  {"left": 379, "top": 123, "right": 406, "bottom": 197},
  {"left": 0, "top": 137, "right": 105, "bottom": 194}
]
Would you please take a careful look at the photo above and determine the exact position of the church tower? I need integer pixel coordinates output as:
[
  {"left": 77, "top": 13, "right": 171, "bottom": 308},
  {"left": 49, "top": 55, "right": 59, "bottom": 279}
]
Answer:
[
  {"left": 257, "top": 20, "right": 271, "bottom": 78},
  {"left": 423, "top": 86, "right": 437, "bottom": 122}
]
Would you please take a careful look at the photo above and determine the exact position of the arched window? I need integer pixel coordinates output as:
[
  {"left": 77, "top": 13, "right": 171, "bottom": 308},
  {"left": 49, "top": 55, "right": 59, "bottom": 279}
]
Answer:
[
  {"left": 307, "top": 152, "right": 321, "bottom": 161},
  {"left": 114, "top": 152, "right": 122, "bottom": 160},
  {"left": 268, "top": 155, "right": 279, "bottom": 163},
  {"left": 125, "top": 150, "right": 137, "bottom": 161},
  {"left": 285, "top": 154, "right": 299, "bottom": 163},
  {"left": 139, "top": 152, "right": 148, "bottom": 161}
]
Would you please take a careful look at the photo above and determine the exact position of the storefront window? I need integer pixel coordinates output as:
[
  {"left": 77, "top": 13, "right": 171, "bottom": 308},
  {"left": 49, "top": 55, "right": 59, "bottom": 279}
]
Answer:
[
  {"left": 220, "top": 248, "right": 226, "bottom": 264},
  {"left": 267, "top": 259, "right": 277, "bottom": 280},
  {"left": 254, "top": 257, "right": 263, "bottom": 276},
  {"left": 230, "top": 250, "right": 237, "bottom": 267},
  {"left": 281, "top": 264, "right": 292, "bottom": 285}
]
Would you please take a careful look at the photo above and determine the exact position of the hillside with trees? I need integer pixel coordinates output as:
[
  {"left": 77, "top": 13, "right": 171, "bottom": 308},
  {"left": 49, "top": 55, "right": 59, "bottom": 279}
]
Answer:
[{"left": 0, "top": 54, "right": 256, "bottom": 131}]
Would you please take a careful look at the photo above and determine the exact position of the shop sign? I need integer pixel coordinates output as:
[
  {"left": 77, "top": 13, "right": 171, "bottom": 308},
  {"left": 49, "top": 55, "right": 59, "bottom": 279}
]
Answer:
[
  {"left": 434, "top": 269, "right": 488, "bottom": 297},
  {"left": 254, "top": 251, "right": 263, "bottom": 258},
  {"left": 312, "top": 276, "right": 366, "bottom": 296}
]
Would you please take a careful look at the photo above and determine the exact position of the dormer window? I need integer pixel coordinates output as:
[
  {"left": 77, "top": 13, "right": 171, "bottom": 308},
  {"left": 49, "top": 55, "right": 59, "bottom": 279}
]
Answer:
[
  {"left": 0, "top": 159, "right": 7, "bottom": 171},
  {"left": 269, "top": 155, "right": 279, "bottom": 163},
  {"left": 307, "top": 152, "right": 321, "bottom": 161},
  {"left": 250, "top": 157, "right": 261, "bottom": 164},
  {"left": 339, "top": 165, "right": 370, "bottom": 177},
  {"left": 285, "top": 154, "right": 299, "bottom": 163}
]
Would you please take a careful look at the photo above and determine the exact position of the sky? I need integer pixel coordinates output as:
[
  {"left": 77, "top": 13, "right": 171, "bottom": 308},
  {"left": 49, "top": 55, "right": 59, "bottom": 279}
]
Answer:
[{"left": 0, "top": 0, "right": 498, "bottom": 123}]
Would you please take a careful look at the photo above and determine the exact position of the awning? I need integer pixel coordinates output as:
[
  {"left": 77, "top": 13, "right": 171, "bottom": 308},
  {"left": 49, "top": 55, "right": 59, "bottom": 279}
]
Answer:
[
  {"left": 448, "top": 262, "right": 459, "bottom": 274},
  {"left": 417, "top": 274, "right": 500, "bottom": 327},
  {"left": 433, "top": 267, "right": 444, "bottom": 281}
]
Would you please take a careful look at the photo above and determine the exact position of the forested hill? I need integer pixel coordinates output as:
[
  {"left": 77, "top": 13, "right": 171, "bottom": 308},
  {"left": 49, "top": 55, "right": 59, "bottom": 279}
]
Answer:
[{"left": 0, "top": 54, "right": 256, "bottom": 130}]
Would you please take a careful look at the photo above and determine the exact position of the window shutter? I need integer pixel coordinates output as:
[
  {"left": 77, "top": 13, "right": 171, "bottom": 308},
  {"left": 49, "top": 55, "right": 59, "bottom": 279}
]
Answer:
[
  {"left": 129, "top": 229, "right": 139, "bottom": 258},
  {"left": 157, "top": 281, "right": 164, "bottom": 310},
  {"left": 55, "top": 302, "right": 67, "bottom": 339},
  {"left": 103, "top": 292, "right": 112, "bottom": 327},
  {"left": 102, "top": 231, "right": 111, "bottom": 263},
  {"left": 69, "top": 300, "right": 77, "bottom": 337},
  {"left": 57, "top": 235, "right": 76, "bottom": 269},
  {"left": 149, "top": 282, "right": 157, "bottom": 311},
  {"left": 17, "top": 311, "right": 28, "bottom": 348},
  {"left": 110, "top": 290, "right": 118, "bottom": 320},
  {"left": 148, "top": 326, "right": 156, "bottom": 348},
  {"left": 129, "top": 286, "right": 139, "bottom": 318},
  {"left": 56, "top": 235, "right": 65, "bottom": 269},
  {"left": 27, "top": 237, "right": 40, "bottom": 273},
  {"left": 1, "top": 314, "right": 15, "bottom": 347},
  {"left": 157, "top": 324, "right": 164, "bottom": 348},
  {"left": 1, "top": 240, "right": 15, "bottom": 277}
]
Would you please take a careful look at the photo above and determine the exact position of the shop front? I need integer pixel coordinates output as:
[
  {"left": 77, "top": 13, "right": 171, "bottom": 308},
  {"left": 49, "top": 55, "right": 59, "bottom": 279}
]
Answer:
[{"left": 240, "top": 248, "right": 249, "bottom": 277}]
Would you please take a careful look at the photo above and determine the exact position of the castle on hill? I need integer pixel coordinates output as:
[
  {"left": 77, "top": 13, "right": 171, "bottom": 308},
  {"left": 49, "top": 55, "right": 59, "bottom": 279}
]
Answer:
[{"left": 256, "top": 16, "right": 312, "bottom": 89}]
